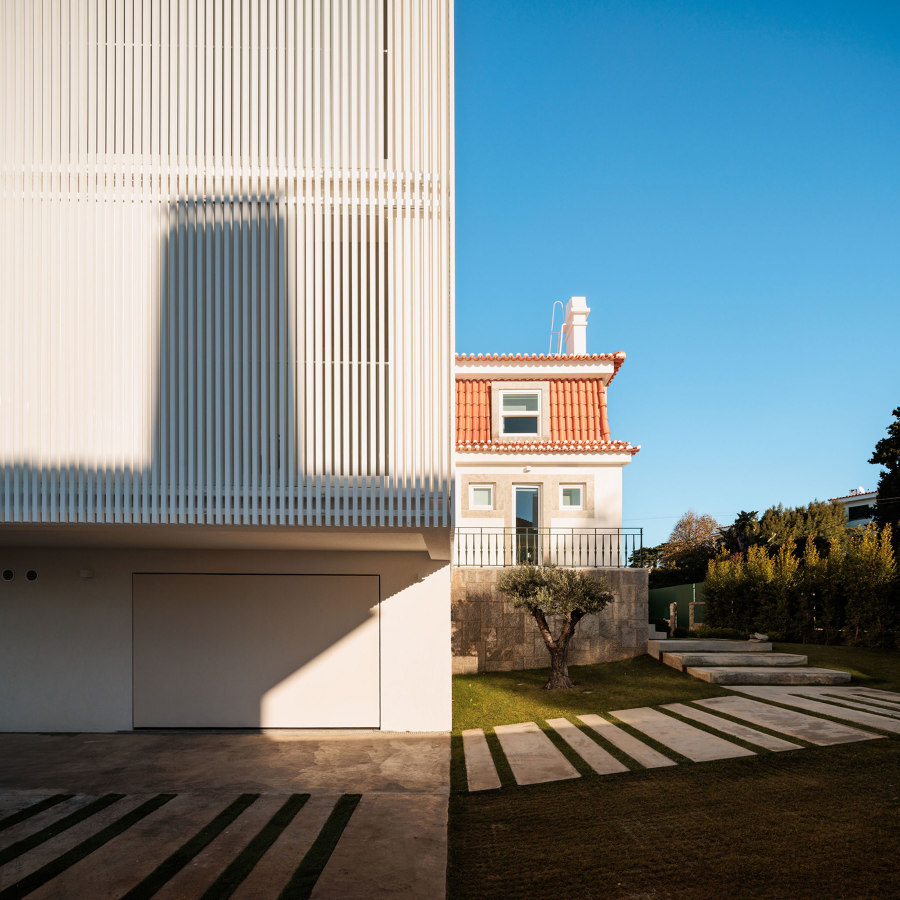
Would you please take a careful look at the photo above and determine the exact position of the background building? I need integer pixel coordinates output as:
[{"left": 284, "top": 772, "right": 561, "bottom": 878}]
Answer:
[
  {"left": 0, "top": 0, "right": 454, "bottom": 732},
  {"left": 451, "top": 297, "right": 648, "bottom": 674}
]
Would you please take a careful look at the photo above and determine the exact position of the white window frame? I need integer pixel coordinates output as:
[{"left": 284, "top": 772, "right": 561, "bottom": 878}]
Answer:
[
  {"left": 499, "top": 390, "right": 541, "bottom": 437},
  {"left": 559, "top": 484, "right": 585, "bottom": 510},
  {"left": 469, "top": 483, "right": 495, "bottom": 510}
]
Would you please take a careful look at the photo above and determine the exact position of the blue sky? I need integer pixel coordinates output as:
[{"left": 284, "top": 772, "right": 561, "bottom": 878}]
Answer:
[{"left": 455, "top": 0, "right": 900, "bottom": 546}]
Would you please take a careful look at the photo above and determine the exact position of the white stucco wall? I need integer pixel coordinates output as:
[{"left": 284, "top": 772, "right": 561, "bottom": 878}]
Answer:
[{"left": 0, "top": 546, "right": 450, "bottom": 733}]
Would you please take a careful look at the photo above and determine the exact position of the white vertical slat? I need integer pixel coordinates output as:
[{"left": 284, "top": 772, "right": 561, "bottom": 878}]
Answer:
[{"left": 0, "top": 0, "right": 453, "bottom": 530}]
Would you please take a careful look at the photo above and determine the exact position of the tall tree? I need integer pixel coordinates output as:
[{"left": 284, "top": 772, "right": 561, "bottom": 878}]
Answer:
[
  {"left": 870, "top": 406, "right": 900, "bottom": 542},
  {"left": 496, "top": 565, "right": 614, "bottom": 689}
]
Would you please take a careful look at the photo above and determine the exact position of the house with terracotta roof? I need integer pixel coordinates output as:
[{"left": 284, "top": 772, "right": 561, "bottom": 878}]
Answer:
[
  {"left": 451, "top": 298, "right": 649, "bottom": 674},
  {"left": 455, "top": 297, "right": 641, "bottom": 568}
]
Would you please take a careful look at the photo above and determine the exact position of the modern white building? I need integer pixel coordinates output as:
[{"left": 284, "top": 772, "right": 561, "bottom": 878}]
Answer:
[
  {"left": 454, "top": 298, "right": 641, "bottom": 567},
  {"left": 0, "top": 0, "right": 454, "bottom": 732}
]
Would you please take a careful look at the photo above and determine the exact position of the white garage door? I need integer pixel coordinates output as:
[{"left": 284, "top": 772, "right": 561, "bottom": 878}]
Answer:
[{"left": 133, "top": 574, "right": 380, "bottom": 728}]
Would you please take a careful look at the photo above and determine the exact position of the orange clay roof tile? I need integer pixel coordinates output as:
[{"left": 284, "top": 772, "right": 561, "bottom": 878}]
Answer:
[{"left": 455, "top": 375, "right": 633, "bottom": 453}]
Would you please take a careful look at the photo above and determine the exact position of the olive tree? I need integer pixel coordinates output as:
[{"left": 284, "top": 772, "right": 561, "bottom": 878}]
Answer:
[{"left": 496, "top": 565, "right": 615, "bottom": 690}]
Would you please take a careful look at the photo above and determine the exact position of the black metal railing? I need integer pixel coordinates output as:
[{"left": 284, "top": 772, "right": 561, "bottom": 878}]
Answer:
[{"left": 453, "top": 527, "right": 643, "bottom": 568}]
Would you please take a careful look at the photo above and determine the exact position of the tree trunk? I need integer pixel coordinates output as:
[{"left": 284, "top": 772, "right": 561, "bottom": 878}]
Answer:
[
  {"left": 530, "top": 608, "right": 584, "bottom": 690},
  {"left": 544, "top": 642, "right": 575, "bottom": 690}
]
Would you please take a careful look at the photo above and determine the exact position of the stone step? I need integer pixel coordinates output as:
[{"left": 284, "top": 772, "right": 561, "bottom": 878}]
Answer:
[
  {"left": 662, "top": 652, "right": 807, "bottom": 671},
  {"left": 648, "top": 639, "right": 771, "bottom": 660},
  {"left": 686, "top": 666, "right": 852, "bottom": 686},
  {"left": 648, "top": 624, "right": 667, "bottom": 640}
]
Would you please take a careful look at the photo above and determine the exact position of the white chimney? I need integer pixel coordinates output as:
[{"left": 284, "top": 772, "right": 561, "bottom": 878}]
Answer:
[{"left": 562, "top": 296, "right": 590, "bottom": 356}]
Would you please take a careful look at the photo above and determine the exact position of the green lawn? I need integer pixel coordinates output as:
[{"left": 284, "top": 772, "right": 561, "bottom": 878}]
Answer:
[
  {"left": 448, "top": 645, "right": 900, "bottom": 899},
  {"left": 452, "top": 655, "right": 730, "bottom": 733}
]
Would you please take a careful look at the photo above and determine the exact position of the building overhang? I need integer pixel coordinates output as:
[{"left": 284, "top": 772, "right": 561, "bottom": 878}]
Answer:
[{"left": 0, "top": 523, "right": 453, "bottom": 560}]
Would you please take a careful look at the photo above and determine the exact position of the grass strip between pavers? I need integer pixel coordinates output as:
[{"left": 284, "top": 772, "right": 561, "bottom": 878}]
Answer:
[
  {"left": 0, "top": 795, "right": 74, "bottom": 833},
  {"left": 449, "top": 733, "right": 468, "bottom": 792},
  {"left": 0, "top": 793, "right": 124, "bottom": 867},
  {"left": 199, "top": 793, "right": 311, "bottom": 900},
  {"left": 0, "top": 794, "right": 175, "bottom": 900},
  {"left": 277, "top": 793, "right": 361, "bottom": 900},
  {"left": 121, "top": 793, "right": 259, "bottom": 900},
  {"left": 483, "top": 731, "right": 517, "bottom": 789}
]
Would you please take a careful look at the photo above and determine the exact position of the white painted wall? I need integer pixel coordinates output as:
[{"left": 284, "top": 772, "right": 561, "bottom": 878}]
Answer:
[{"left": 0, "top": 546, "right": 450, "bottom": 733}]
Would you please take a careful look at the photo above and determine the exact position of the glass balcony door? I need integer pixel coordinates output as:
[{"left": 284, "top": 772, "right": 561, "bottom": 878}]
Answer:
[{"left": 515, "top": 486, "right": 540, "bottom": 564}]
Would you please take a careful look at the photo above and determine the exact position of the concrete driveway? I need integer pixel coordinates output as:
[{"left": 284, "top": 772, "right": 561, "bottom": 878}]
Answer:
[{"left": 0, "top": 731, "right": 450, "bottom": 898}]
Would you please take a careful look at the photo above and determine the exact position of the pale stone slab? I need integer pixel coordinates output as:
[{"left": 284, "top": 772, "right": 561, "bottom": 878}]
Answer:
[
  {"left": 461, "top": 729, "right": 501, "bottom": 792},
  {"left": 687, "top": 666, "right": 850, "bottom": 685},
  {"left": 0, "top": 794, "right": 151, "bottom": 892},
  {"left": 0, "top": 792, "right": 64, "bottom": 823},
  {"left": 0, "top": 794, "right": 95, "bottom": 851},
  {"left": 578, "top": 715, "right": 676, "bottom": 768},
  {"left": 610, "top": 707, "right": 755, "bottom": 762},
  {"left": 493, "top": 722, "right": 580, "bottom": 785},
  {"left": 546, "top": 719, "right": 629, "bottom": 775},
  {"left": 845, "top": 687, "right": 900, "bottom": 703},
  {"left": 725, "top": 686, "right": 900, "bottom": 734},
  {"left": 231, "top": 794, "right": 340, "bottom": 900},
  {"left": 153, "top": 795, "right": 286, "bottom": 900},
  {"left": 695, "top": 697, "right": 881, "bottom": 746},
  {"left": 27, "top": 793, "right": 225, "bottom": 899},
  {"left": 663, "top": 703, "right": 802, "bottom": 751},
  {"left": 662, "top": 652, "right": 806, "bottom": 670},
  {"left": 648, "top": 639, "right": 771, "bottom": 660},
  {"left": 312, "top": 792, "right": 448, "bottom": 900},
  {"left": 809, "top": 691, "right": 900, "bottom": 718}
]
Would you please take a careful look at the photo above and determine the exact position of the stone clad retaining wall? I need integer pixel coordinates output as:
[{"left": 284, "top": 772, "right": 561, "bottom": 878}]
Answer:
[{"left": 451, "top": 566, "right": 649, "bottom": 674}]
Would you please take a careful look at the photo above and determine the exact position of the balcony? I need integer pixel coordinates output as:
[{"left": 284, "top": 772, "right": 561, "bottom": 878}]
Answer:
[{"left": 454, "top": 527, "right": 643, "bottom": 568}]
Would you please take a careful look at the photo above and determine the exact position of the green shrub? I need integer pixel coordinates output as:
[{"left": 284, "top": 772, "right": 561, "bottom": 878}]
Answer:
[{"left": 702, "top": 524, "right": 898, "bottom": 647}]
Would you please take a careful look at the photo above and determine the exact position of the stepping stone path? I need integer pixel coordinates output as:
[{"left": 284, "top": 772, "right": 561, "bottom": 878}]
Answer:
[
  {"left": 546, "top": 718, "right": 628, "bottom": 775},
  {"left": 694, "top": 697, "right": 880, "bottom": 746},
  {"left": 460, "top": 687, "right": 897, "bottom": 791},
  {"left": 493, "top": 722, "right": 579, "bottom": 786},
  {"left": 726, "top": 686, "right": 900, "bottom": 734},
  {"left": 461, "top": 729, "right": 501, "bottom": 791},
  {"left": 610, "top": 707, "right": 756, "bottom": 762}
]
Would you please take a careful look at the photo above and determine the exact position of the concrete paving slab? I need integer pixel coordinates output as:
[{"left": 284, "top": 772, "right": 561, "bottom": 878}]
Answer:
[
  {"left": 662, "top": 703, "right": 802, "bottom": 751},
  {"left": 807, "top": 691, "right": 900, "bottom": 719},
  {"left": 725, "top": 687, "right": 900, "bottom": 734},
  {"left": 0, "top": 794, "right": 95, "bottom": 851},
  {"left": 695, "top": 697, "right": 882, "bottom": 746},
  {"left": 153, "top": 795, "right": 286, "bottom": 899},
  {"left": 461, "top": 729, "right": 501, "bottom": 792},
  {"left": 610, "top": 708, "right": 755, "bottom": 762},
  {"left": 0, "top": 794, "right": 151, "bottom": 892},
  {"left": 0, "top": 792, "right": 62, "bottom": 823},
  {"left": 230, "top": 793, "right": 340, "bottom": 900},
  {"left": 840, "top": 687, "right": 900, "bottom": 706},
  {"left": 687, "top": 666, "right": 851, "bottom": 685},
  {"left": 648, "top": 639, "right": 771, "bottom": 659},
  {"left": 27, "top": 793, "right": 226, "bottom": 899},
  {"left": 545, "top": 719, "right": 629, "bottom": 775},
  {"left": 493, "top": 723, "right": 580, "bottom": 786},
  {"left": 578, "top": 715, "right": 676, "bottom": 769},
  {"left": 662, "top": 652, "right": 806, "bottom": 671},
  {"left": 312, "top": 792, "right": 448, "bottom": 900},
  {"left": 0, "top": 732, "right": 450, "bottom": 795}
]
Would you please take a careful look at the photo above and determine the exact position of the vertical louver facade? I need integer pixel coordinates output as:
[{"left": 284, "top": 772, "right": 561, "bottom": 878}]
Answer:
[{"left": 0, "top": 0, "right": 453, "bottom": 527}]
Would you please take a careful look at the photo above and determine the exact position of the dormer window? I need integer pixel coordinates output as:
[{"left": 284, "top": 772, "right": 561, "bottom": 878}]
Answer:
[{"left": 500, "top": 391, "right": 540, "bottom": 436}]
